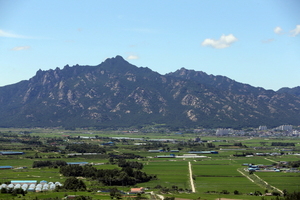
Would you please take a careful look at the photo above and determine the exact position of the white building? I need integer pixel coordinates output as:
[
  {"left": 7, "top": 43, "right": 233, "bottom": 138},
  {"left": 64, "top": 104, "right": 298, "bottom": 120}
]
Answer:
[
  {"left": 258, "top": 126, "right": 267, "bottom": 130},
  {"left": 216, "top": 128, "right": 230, "bottom": 136},
  {"left": 277, "top": 125, "right": 293, "bottom": 131}
]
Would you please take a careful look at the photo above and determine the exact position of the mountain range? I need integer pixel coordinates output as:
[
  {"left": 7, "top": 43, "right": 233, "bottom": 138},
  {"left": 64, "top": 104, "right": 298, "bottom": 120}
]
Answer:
[{"left": 0, "top": 55, "right": 299, "bottom": 129}]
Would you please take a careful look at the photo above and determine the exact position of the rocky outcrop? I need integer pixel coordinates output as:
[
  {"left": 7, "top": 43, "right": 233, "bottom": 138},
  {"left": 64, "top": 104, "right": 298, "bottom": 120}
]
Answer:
[{"left": 0, "top": 56, "right": 299, "bottom": 128}]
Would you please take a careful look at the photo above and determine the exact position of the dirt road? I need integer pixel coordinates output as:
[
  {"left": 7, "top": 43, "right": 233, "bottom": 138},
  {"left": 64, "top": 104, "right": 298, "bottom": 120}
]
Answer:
[{"left": 188, "top": 161, "right": 195, "bottom": 192}]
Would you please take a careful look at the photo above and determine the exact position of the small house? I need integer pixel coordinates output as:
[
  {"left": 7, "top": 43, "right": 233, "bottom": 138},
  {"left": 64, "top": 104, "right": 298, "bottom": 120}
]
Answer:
[{"left": 130, "top": 187, "right": 144, "bottom": 193}]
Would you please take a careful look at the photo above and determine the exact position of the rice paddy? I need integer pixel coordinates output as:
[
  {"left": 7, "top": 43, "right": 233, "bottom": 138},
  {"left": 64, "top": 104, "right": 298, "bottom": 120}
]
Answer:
[{"left": 0, "top": 129, "right": 299, "bottom": 199}]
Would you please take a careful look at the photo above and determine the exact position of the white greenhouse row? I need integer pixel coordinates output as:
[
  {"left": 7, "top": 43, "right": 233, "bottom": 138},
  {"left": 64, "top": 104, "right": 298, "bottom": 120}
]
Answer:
[{"left": 0, "top": 181, "right": 62, "bottom": 192}]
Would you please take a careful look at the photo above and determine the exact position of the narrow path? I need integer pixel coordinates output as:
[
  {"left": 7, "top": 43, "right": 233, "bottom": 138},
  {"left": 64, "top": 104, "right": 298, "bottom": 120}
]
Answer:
[
  {"left": 237, "top": 168, "right": 283, "bottom": 194},
  {"left": 147, "top": 191, "right": 164, "bottom": 200},
  {"left": 156, "top": 193, "right": 164, "bottom": 200},
  {"left": 253, "top": 173, "right": 283, "bottom": 194},
  {"left": 264, "top": 157, "right": 278, "bottom": 163},
  {"left": 237, "top": 168, "right": 255, "bottom": 183},
  {"left": 188, "top": 161, "right": 196, "bottom": 193}
]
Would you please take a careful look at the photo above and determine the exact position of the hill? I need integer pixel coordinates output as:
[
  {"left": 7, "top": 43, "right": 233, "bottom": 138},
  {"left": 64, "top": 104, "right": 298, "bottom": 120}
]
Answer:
[
  {"left": 0, "top": 56, "right": 299, "bottom": 129},
  {"left": 277, "top": 86, "right": 300, "bottom": 97}
]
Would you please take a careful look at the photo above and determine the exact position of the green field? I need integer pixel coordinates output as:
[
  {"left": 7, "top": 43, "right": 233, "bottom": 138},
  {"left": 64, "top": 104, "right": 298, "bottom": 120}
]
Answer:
[{"left": 0, "top": 128, "right": 299, "bottom": 199}]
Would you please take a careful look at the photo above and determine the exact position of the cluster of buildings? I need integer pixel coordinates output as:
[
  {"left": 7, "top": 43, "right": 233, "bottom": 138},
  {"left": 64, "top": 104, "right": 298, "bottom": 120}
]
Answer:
[
  {"left": 246, "top": 163, "right": 300, "bottom": 173},
  {"left": 215, "top": 125, "right": 300, "bottom": 137},
  {"left": 148, "top": 150, "right": 219, "bottom": 158},
  {"left": 247, "top": 164, "right": 280, "bottom": 172},
  {"left": 0, "top": 180, "right": 62, "bottom": 192},
  {"left": 155, "top": 154, "right": 208, "bottom": 158},
  {"left": 275, "top": 125, "right": 293, "bottom": 131}
]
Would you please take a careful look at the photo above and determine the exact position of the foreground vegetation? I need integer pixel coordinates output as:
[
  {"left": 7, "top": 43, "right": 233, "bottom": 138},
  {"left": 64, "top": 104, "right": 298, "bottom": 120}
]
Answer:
[{"left": 0, "top": 128, "right": 299, "bottom": 200}]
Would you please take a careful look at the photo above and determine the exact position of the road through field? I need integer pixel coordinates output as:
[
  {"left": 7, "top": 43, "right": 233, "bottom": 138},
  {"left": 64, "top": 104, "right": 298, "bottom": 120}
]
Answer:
[
  {"left": 238, "top": 168, "right": 283, "bottom": 195},
  {"left": 264, "top": 157, "right": 278, "bottom": 163},
  {"left": 188, "top": 161, "right": 196, "bottom": 192}
]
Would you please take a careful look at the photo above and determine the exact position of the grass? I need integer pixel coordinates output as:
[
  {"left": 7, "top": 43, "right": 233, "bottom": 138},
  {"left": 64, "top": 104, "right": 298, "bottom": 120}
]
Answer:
[
  {"left": 256, "top": 171, "right": 300, "bottom": 193},
  {"left": 138, "top": 160, "right": 190, "bottom": 189}
]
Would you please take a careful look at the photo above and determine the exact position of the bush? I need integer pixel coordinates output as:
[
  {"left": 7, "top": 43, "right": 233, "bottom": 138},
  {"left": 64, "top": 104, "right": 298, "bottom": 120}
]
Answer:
[
  {"left": 220, "top": 190, "right": 230, "bottom": 194},
  {"left": 254, "top": 190, "right": 262, "bottom": 196},
  {"left": 234, "top": 190, "right": 239, "bottom": 195},
  {"left": 272, "top": 191, "right": 281, "bottom": 196}
]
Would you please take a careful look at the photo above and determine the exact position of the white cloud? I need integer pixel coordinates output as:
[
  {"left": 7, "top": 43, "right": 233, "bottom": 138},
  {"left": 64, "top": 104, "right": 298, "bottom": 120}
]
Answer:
[
  {"left": 127, "top": 55, "right": 139, "bottom": 60},
  {"left": 290, "top": 25, "right": 300, "bottom": 37},
  {"left": 201, "top": 34, "right": 238, "bottom": 49},
  {"left": 0, "top": 29, "right": 27, "bottom": 38},
  {"left": 274, "top": 26, "right": 283, "bottom": 34},
  {"left": 11, "top": 46, "right": 30, "bottom": 51}
]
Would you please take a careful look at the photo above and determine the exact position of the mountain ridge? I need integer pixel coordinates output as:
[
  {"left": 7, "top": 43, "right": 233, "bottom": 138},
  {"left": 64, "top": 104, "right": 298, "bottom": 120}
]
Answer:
[
  {"left": 0, "top": 56, "right": 299, "bottom": 129},
  {"left": 277, "top": 86, "right": 300, "bottom": 97}
]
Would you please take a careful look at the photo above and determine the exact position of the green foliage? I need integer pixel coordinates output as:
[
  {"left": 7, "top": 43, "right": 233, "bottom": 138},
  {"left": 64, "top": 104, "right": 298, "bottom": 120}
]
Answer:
[
  {"left": 233, "top": 190, "right": 239, "bottom": 195},
  {"left": 11, "top": 188, "right": 26, "bottom": 196},
  {"left": 60, "top": 164, "right": 153, "bottom": 186},
  {"left": 32, "top": 160, "right": 67, "bottom": 168},
  {"left": 0, "top": 187, "right": 7, "bottom": 194},
  {"left": 271, "top": 142, "right": 295, "bottom": 146},
  {"left": 164, "top": 197, "right": 175, "bottom": 200},
  {"left": 109, "top": 187, "right": 122, "bottom": 199},
  {"left": 0, "top": 129, "right": 300, "bottom": 200},
  {"left": 64, "top": 177, "right": 86, "bottom": 191},
  {"left": 74, "top": 196, "right": 93, "bottom": 200},
  {"left": 254, "top": 190, "right": 262, "bottom": 196},
  {"left": 220, "top": 190, "right": 230, "bottom": 194},
  {"left": 117, "top": 158, "right": 143, "bottom": 170}
]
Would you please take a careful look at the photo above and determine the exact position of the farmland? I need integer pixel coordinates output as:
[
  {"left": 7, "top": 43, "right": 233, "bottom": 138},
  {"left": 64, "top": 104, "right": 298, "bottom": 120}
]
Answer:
[{"left": 0, "top": 128, "right": 299, "bottom": 200}]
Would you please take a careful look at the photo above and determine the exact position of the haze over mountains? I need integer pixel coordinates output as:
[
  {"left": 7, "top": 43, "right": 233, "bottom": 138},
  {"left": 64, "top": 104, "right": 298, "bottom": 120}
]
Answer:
[{"left": 0, "top": 56, "right": 299, "bottom": 129}]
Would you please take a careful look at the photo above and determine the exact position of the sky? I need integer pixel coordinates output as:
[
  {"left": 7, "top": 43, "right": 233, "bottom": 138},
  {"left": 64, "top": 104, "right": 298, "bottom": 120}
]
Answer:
[{"left": 0, "top": 0, "right": 299, "bottom": 90}]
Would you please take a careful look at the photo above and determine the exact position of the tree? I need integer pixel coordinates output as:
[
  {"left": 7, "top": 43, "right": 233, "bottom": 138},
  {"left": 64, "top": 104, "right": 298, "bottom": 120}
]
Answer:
[
  {"left": 0, "top": 187, "right": 7, "bottom": 193},
  {"left": 221, "top": 190, "right": 230, "bottom": 194},
  {"left": 254, "top": 191, "right": 262, "bottom": 196},
  {"left": 165, "top": 197, "right": 175, "bottom": 200},
  {"left": 110, "top": 187, "right": 121, "bottom": 199},
  {"left": 271, "top": 191, "right": 281, "bottom": 196},
  {"left": 74, "top": 196, "right": 92, "bottom": 200},
  {"left": 283, "top": 189, "right": 287, "bottom": 197},
  {"left": 64, "top": 177, "right": 86, "bottom": 191},
  {"left": 11, "top": 188, "right": 26, "bottom": 196},
  {"left": 109, "top": 157, "right": 115, "bottom": 164},
  {"left": 234, "top": 190, "right": 239, "bottom": 195}
]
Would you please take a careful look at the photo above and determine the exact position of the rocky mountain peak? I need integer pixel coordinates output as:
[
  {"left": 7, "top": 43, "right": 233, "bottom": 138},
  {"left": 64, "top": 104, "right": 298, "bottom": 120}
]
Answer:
[
  {"left": 0, "top": 56, "right": 299, "bottom": 129},
  {"left": 102, "top": 55, "right": 129, "bottom": 66}
]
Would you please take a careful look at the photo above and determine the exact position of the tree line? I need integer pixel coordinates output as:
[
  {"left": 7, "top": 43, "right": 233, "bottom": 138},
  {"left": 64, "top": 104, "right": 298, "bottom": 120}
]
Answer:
[
  {"left": 59, "top": 164, "right": 155, "bottom": 186},
  {"left": 32, "top": 160, "right": 67, "bottom": 168},
  {"left": 117, "top": 158, "right": 143, "bottom": 170},
  {"left": 271, "top": 142, "right": 295, "bottom": 146}
]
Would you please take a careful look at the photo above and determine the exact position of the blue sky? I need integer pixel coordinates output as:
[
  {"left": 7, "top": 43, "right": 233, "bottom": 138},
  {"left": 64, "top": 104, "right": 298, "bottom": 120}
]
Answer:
[{"left": 0, "top": 0, "right": 299, "bottom": 90}]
